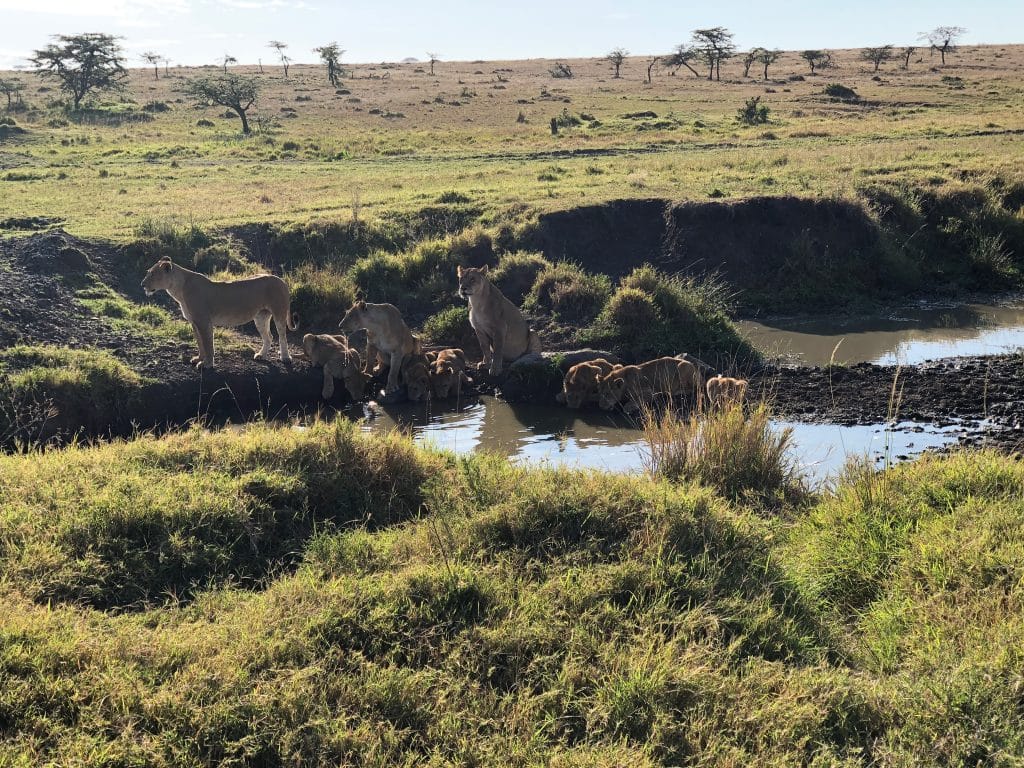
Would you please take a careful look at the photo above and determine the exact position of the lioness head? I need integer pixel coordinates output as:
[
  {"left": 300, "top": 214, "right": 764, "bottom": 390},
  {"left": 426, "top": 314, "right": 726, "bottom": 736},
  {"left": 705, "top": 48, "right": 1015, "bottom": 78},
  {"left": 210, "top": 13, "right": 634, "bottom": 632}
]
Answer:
[
  {"left": 457, "top": 265, "right": 489, "bottom": 300},
  {"left": 597, "top": 370, "right": 630, "bottom": 411},
  {"left": 338, "top": 300, "right": 367, "bottom": 332},
  {"left": 141, "top": 258, "right": 176, "bottom": 296}
]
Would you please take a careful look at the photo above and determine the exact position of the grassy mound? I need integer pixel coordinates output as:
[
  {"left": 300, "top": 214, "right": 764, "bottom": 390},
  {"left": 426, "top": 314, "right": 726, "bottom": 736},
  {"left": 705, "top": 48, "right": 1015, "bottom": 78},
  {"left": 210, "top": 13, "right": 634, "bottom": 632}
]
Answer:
[{"left": 1, "top": 422, "right": 1023, "bottom": 764}]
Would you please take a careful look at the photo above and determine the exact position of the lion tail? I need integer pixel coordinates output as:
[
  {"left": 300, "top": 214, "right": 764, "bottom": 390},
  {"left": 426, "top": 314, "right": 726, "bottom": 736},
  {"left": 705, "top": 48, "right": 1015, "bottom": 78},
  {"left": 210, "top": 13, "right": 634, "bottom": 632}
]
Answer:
[{"left": 288, "top": 311, "right": 300, "bottom": 331}]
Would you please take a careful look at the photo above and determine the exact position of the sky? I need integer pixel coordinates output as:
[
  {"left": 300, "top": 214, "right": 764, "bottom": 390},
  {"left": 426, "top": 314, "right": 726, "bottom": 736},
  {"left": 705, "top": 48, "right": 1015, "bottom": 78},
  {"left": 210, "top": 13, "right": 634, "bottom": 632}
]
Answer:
[{"left": 1, "top": 0, "right": 1021, "bottom": 70}]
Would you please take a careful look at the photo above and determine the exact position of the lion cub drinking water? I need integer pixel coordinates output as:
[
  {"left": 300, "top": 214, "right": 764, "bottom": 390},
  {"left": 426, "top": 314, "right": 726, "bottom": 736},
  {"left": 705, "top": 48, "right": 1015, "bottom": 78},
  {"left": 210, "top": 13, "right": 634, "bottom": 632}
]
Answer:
[
  {"left": 338, "top": 300, "right": 421, "bottom": 394},
  {"left": 142, "top": 258, "right": 297, "bottom": 368},
  {"left": 457, "top": 265, "right": 542, "bottom": 376},
  {"left": 301, "top": 333, "right": 369, "bottom": 401},
  {"left": 598, "top": 356, "right": 701, "bottom": 413}
]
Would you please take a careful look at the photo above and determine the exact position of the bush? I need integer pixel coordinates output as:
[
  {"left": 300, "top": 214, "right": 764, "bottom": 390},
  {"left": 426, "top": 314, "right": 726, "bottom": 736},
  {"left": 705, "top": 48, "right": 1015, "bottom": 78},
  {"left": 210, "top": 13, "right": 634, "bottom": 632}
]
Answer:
[
  {"left": 525, "top": 262, "right": 610, "bottom": 323},
  {"left": 736, "top": 97, "right": 770, "bottom": 125},
  {"left": 448, "top": 227, "right": 494, "bottom": 268},
  {"left": 642, "top": 403, "right": 805, "bottom": 506},
  {"left": 823, "top": 83, "right": 859, "bottom": 101},
  {"left": 422, "top": 306, "right": 475, "bottom": 349},
  {"left": 490, "top": 252, "right": 550, "bottom": 305},
  {"left": 289, "top": 264, "right": 357, "bottom": 331},
  {"left": 349, "top": 252, "right": 406, "bottom": 305},
  {"left": 131, "top": 216, "right": 212, "bottom": 264},
  {"left": 582, "top": 266, "right": 755, "bottom": 362}
]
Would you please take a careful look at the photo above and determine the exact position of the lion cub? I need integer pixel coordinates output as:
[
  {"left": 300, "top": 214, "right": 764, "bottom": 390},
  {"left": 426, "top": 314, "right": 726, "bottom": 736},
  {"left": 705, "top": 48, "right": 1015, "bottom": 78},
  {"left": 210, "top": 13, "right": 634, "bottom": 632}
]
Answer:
[
  {"left": 430, "top": 348, "right": 471, "bottom": 399},
  {"left": 556, "top": 359, "right": 618, "bottom": 409},
  {"left": 301, "top": 333, "right": 369, "bottom": 401},
  {"left": 598, "top": 356, "right": 700, "bottom": 412},
  {"left": 401, "top": 353, "right": 434, "bottom": 402},
  {"left": 338, "top": 301, "right": 421, "bottom": 394},
  {"left": 705, "top": 375, "right": 748, "bottom": 410},
  {"left": 457, "top": 265, "right": 542, "bottom": 376}
]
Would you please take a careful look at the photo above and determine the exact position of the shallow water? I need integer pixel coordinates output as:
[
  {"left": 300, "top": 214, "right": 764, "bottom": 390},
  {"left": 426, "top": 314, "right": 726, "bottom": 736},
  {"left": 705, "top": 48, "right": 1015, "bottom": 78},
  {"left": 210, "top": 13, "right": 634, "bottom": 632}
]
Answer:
[
  {"left": 358, "top": 396, "right": 962, "bottom": 484},
  {"left": 739, "top": 301, "right": 1024, "bottom": 366}
]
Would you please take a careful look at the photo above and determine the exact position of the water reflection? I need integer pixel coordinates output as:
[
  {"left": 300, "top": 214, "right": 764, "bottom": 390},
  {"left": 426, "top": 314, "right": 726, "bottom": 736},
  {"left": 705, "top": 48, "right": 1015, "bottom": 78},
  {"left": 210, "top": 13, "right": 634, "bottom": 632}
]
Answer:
[
  {"left": 359, "top": 396, "right": 961, "bottom": 483},
  {"left": 740, "top": 301, "right": 1024, "bottom": 365}
]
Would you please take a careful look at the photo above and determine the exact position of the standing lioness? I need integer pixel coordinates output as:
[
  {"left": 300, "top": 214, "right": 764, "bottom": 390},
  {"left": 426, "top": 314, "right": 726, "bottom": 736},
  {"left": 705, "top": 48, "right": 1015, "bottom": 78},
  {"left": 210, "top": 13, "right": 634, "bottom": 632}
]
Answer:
[
  {"left": 338, "top": 301, "right": 421, "bottom": 394},
  {"left": 457, "top": 264, "right": 542, "bottom": 376},
  {"left": 142, "top": 258, "right": 297, "bottom": 368}
]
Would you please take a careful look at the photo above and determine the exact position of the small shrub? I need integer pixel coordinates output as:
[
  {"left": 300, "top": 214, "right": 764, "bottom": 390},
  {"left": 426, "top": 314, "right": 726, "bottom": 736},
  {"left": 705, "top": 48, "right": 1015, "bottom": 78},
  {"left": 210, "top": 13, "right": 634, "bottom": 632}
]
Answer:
[
  {"left": 602, "top": 287, "right": 660, "bottom": 334},
  {"left": 448, "top": 227, "right": 494, "bottom": 268},
  {"left": 525, "top": 263, "right": 611, "bottom": 323},
  {"left": 422, "top": 306, "right": 474, "bottom": 349},
  {"left": 289, "top": 264, "right": 357, "bottom": 331},
  {"left": 823, "top": 83, "right": 859, "bottom": 101},
  {"left": 196, "top": 118, "right": 215, "bottom": 127},
  {"left": 553, "top": 108, "right": 581, "bottom": 129},
  {"left": 142, "top": 101, "right": 170, "bottom": 113},
  {"left": 737, "top": 97, "right": 770, "bottom": 125},
  {"left": 642, "top": 403, "right": 805, "bottom": 506},
  {"left": 490, "top": 252, "right": 550, "bottom": 305}
]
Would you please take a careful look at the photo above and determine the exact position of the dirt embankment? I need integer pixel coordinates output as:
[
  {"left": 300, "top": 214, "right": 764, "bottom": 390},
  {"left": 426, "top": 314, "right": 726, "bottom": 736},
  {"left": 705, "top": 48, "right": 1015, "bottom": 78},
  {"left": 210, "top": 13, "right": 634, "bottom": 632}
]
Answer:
[{"left": 3, "top": 228, "right": 1024, "bottom": 454}]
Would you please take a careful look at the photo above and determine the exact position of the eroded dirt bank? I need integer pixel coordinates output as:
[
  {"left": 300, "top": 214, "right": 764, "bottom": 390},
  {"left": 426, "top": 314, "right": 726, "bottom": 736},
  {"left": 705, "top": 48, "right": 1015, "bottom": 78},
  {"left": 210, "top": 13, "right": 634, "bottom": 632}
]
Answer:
[{"left": 2, "top": 229, "right": 1023, "bottom": 453}]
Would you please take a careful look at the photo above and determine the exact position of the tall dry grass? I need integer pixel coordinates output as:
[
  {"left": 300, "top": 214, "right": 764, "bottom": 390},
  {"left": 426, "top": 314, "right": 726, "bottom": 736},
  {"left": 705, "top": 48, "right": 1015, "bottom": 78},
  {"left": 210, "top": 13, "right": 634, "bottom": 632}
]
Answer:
[{"left": 641, "top": 400, "right": 806, "bottom": 505}]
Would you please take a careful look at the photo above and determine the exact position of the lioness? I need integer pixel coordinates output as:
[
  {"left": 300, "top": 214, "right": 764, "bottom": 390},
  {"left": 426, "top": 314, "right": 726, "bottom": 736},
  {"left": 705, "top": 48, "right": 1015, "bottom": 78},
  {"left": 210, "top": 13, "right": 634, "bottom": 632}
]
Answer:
[
  {"left": 706, "top": 375, "right": 748, "bottom": 410},
  {"left": 301, "top": 333, "right": 369, "bottom": 401},
  {"left": 401, "top": 352, "right": 433, "bottom": 402},
  {"left": 430, "top": 348, "right": 471, "bottom": 399},
  {"left": 598, "top": 356, "right": 700, "bottom": 412},
  {"left": 338, "top": 301, "right": 421, "bottom": 394},
  {"left": 556, "top": 359, "right": 617, "bottom": 409},
  {"left": 142, "top": 258, "right": 297, "bottom": 368},
  {"left": 457, "top": 265, "right": 542, "bottom": 376}
]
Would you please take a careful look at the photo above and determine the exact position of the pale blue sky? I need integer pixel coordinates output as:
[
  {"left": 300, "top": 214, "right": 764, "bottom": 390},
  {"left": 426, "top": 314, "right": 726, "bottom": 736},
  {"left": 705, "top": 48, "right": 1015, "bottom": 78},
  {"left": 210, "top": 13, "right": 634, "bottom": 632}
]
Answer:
[{"left": 1, "top": 0, "right": 1020, "bottom": 70}]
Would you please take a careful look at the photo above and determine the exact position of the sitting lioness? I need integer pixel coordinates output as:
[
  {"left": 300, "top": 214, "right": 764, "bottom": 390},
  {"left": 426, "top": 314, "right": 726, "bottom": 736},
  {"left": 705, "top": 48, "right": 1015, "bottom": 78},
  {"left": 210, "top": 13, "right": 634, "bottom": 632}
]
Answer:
[
  {"left": 556, "top": 359, "right": 617, "bottom": 409},
  {"left": 430, "top": 348, "right": 471, "bottom": 399},
  {"left": 598, "top": 356, "right": 700, "bottom": 412},
  {"left": 301, "top": 333, "right": 369, "bottom": 401},
  {"left": 338, "top": 301, "right": 421, "bottom": 394},
  {"left": 142, "top": 258, "right": 297, "bottom": 368},
  {"left": 706, "top": 375, "right": 748, "bottom": 410},
  {"left": 401, "top": 352, "right": 433, "bottom": 402},
  {"left": 457, "top": 265, "right": 542, "bottom": 376}
]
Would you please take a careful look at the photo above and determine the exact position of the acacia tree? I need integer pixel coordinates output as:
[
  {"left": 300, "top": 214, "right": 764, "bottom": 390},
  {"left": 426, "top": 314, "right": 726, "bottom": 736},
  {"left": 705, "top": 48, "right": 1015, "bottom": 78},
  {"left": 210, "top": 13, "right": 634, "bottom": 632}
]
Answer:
[
  {"left": 141, "top": 51, "right": 161, "bottom": 80},
  {"left": 757, "top": 48, "right": 781, "bottom": 80},
  {"left": 426, "top": 52, "right": 440, "bottom": 76},
  {"left": 161, "top": 57, "right": 172, "bottom": 77},
  {"left": 691, "top": 27, "right": 735, "bottom": 81},
  {"left": 741, "top": 49, "right": 760, "bottom": 78},
  {"left": 30, "top": 33, "right": 127, "bottom": 110},
  {"left": 0, "top": 78, "right": 25, "bottom": 110},
  {"left": 901, "top": 45, "right": 916, "bottom": 69},
  {"left": 646, "top": 55, "right": 660, "bottom": 84},
  {"left": 920, "top": 26, "right": 967, "bottom": 65},
  {"left": 862, "top": 45, "right": 894, "bottom": 71},
  {"left": 800, "top": 49, "right": 831, "bottom": 74},
  {"left": 314, "top": 43, "right": 344, "bottom": 85},
  {"left": 605, "top": 47, "right": 628, "bottom": 78},
  {"left": 219, "top": 53, "right": 237, "bottom": 73},
  {"left": 665, "top": 44, "right": 701, "bottom": 77},
  {"left": 268, "top": 40, "right": 291, "bottom": 77},
  {"left": 185, "top": 73, "right": 259, "bottom": 134}
]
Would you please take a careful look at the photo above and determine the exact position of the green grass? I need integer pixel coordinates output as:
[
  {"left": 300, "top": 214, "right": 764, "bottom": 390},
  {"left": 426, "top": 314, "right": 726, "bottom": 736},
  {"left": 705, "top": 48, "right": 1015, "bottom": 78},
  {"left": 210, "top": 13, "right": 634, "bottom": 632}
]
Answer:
[{"left": 1, "top": 421, "right": 1024, "bottom": 763}]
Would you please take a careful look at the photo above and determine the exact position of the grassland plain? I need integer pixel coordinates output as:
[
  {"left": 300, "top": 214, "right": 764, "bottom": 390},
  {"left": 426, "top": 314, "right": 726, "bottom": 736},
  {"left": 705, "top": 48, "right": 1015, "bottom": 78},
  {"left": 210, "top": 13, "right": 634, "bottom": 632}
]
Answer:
[
  {"left": 2, "top": 420, "right": 1024, "bottom": 765},
  {"left": 0, "top": 47, "right": 1022, "bottom": 237}
]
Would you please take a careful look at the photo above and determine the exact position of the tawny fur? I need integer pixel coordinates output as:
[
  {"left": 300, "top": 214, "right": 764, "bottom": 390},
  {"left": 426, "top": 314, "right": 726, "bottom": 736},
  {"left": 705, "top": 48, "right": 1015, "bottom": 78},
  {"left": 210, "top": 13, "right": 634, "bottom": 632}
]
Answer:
[
  {"left": 430, "top": 348, "right": 471, "bottom": 399},
  {"left": 598, "top": 356, "right": 701, "bottom": 412},
  {"left": 705, "top": 375, "right": 748, "bottom": 410},
  {"left": 142, "top": 258, "right": 297, "bottom": 368},
  {"left": 557, "top": 359, "right": 617, "bottom": 409},
  {"left": 338, "top": 301, "right": 420, "bottom": 394},
  {"left": 458, "top": 264, "right": 542, "bottom": 376},
  {"left": 301, "top": 333, "right": 369, "bottom": 401}
]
